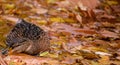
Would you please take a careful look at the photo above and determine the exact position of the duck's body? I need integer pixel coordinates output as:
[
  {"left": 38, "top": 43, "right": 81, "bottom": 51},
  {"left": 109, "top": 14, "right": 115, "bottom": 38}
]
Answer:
[{"left": 6, "top": 19, "right": 50, "bottom": 55}]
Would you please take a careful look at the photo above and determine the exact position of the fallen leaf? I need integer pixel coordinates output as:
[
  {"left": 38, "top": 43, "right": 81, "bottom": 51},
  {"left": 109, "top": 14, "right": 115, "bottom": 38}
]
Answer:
[
  {"left": 99, "top": 56, "right": 110, "bottom": 65},
  {"left": 76, "top": 14, "right": 82, "bottom": 23},
  {"left": 62, "top": 42, "right": 82, "bottom": 53},
  {"left": 47, "top": 0, "right": 56, "bottom": 4},
  {"left": 95, "top": 52, "right": 112, "bottom": 56},
  {"left": 111, "top": 5, "right": 120, "bottom": 13},
  {"left": 81, "top": 59, "right": 91, "bottom": 65},
  {"left": 69, "top": 0, "right": 100, "bottom": 10},
  {"left": 80, "top": 50, "right": 99, "bottom": 59},
  {"left": 74, "top": 29, "right": 98, "bottom": 36},
  {"left": 40, "top": 51, "right": 49, "bottom": 56},
  {"left": 61, "top": 56, "right": 75, "bottom": 64},
  {"left": 3, "top": 4, "right": 15, "bottom": 10},
  {"left": 107, "top": 1, "right": 118, "bottom": 5},
  {"left": 91, "top": 40, "right": 110, "bottom": 49},
  {"left": 0, "top": 15, "right": 19, "bottom": 23},
  {"left": 50, "top": 17, "right": 64, "bottom": 23},
  {"left": 31, "top": 8, "right": 48, "bottom": 14},
  {"left": 100, "top": 30, "right": 119, "bottom": 38},
  {"left": 4, "top": 53, "right": 59, "bottom": 65},
  {"left": 56, "top": 0, "right": 71, "bottom": 9},
  {"left": 51, "top": 23, "right": 98, "bottom": 36},
  {"left": 98, "top": 14, "right": 116, "bottom": 19}
]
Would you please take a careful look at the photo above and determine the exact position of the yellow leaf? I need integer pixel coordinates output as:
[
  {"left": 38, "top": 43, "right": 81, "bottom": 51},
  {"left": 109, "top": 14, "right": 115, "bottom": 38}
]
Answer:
[
  {"left": 4, "top": 4, "right": 15, "bottom": 10},
  {"left": 91, "top": 61, "right": 100, "bottom": 65},
  {"left": 50, "top": 17, "right": 64, "bottom": 23},
  {"left": 47, "top": 0, "right": 57, "bottom": 3},
  {"left": 99, "top": 56, "right": 110, "bottom": 65},
  {"left": 48, "top": 53, "right": 59, "bottom": 58},
  {"left": 107, "top": 1, "right": 118, "bottom": 5},
  {"left": 91, "top": 47, "right": 108, "bottom": 52},
  {"left": 9, "top": 61, "right": 15, "bottom": 65},
  {"left": 64, "top": 18, "right": 75, "bottom": 23},
  {"left": 40, "top": 51, "right": 49, "bottom": 56},
  {"left": 37, "top": 20, "right": 47, "bottom": 25}
]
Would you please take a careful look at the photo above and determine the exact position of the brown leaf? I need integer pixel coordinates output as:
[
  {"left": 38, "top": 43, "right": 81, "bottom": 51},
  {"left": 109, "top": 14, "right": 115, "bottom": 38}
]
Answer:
[
  {"left": 111, "top": 5, "right": 120, "bottom": 13},
  {"left": 62, "top": 41, "right": 82, "bottom": 53},
  {"left": 76, "top": 14, "right": 82, "bottom": 23},
  {"left": 56, "top": 0, "right": 71, "bottom": 9},
  {"left": 93, "top": 9, "right": 105, "bottom": 15},
  {"left": 4, "top": 53, "right": 59, "bottom": 65},
  {"left": 98, "top": 56, "right": 110, "bottom": 65},
  {"left": 31, "top": 8, "right": 48, "bottom": 14},
  {"left": 80, "top": 50, "right": 99, "bottom": 59},
  {"left": 91, "top": 40, "right": 110, "bottom": 49},
  {"left": 74, "top": 29, "right": 98, "bottom": 36},
  {"left": 0, "top": 15, "right": 19, "bottom": 23},
  {"left": 110, "top": 40, "right": 120, "bottom": 49},
  {"left": 100, "top": 30, "right": 119, "bottom": 38},
  {"left": 81, "top": 59, "right": 91, "bottom": 65},
  {"left": 69, "top": 0, "right": 100, "bottom": 10},
  {"left": 98, "top": 14, "right": 116, "bottom": 19},
  {"left": 0, "top": 54, "right": 7, "bottom": 65},
  {"left": 51, "top": 23, "right": 98, "bottom": 36},
  {"left": 61, "top": 56, "right": 75, "bottom": 64}
]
